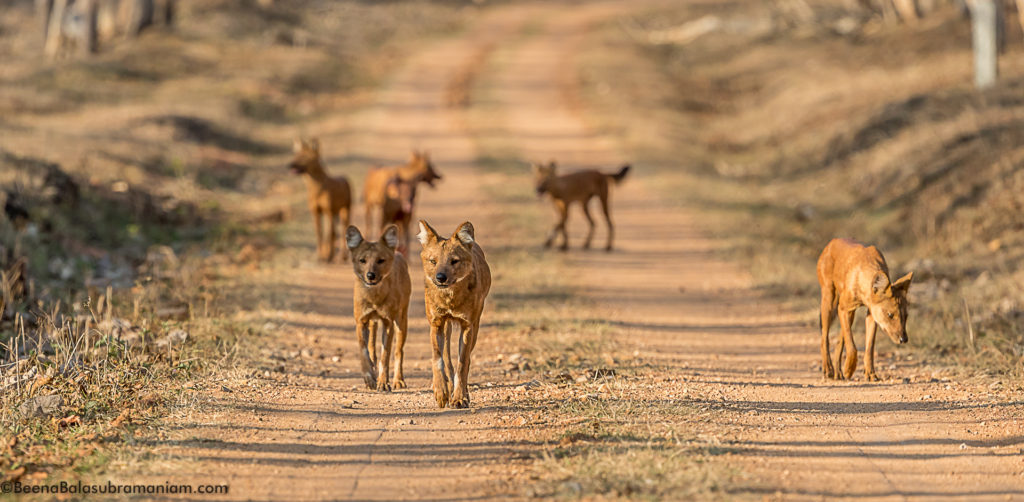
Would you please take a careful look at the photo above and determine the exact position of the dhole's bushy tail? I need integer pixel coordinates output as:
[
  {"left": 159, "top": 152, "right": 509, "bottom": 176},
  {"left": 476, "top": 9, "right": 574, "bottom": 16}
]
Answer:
[{"left": 608, "top": 164, "right": 630, "bottom": 184}]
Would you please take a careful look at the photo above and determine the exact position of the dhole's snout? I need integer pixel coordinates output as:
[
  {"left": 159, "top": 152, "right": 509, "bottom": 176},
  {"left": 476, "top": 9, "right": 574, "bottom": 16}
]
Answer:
[{"left": 433, "top": 271, "right": 450, "bottom": 287}]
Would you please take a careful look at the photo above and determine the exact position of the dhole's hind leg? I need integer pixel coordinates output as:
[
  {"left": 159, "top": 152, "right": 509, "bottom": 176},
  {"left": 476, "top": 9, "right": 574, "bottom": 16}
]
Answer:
[
  {"left": 326, "top": 213, "right": 338, "bottom": 263},
  {"left": 364, "top": 203, "right": 374, "bottom": 234},
  {"left": 337, "top": 207, "right": 350, "bottom": 262},
  {"left": 581, "top": 198, "right": 596, "bottom": 249},
  {"left": 598, "top": 191, "right": 614, "bottom": 251},
  {"left": 819, "top": 287, "right": 838, "bottom": 379},
  {"left": 836, "top": 308, "right": 858, "bottom": 380}
]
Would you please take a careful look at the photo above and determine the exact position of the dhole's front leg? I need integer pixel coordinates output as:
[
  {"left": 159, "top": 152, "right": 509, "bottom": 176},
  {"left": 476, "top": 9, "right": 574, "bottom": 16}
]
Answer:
[
  {"left": 451, "top": 318, "right": 478, "bottom": 409},
  {"left": 313, "top": 208, "right": 326, "bottom": 261},
  {"left": 392, "top": 313, "right": 408, "bottom": 389},
  {"left": 836, "top": 308, "right": 858, "bottom": 380},
  {"left": 443, "top": 322, "right": 455, "bottom": 395},
  {"left": 428, "top": 319, "right": 450, "bottom": 408},
  {"left": 357, "top": 319, "right": 377, "bottom": 389},
  {"left": 545, "top": 200, "right": 568, "bottom": 251},
  {"left": 864, "top": 315, "right": 880, "bottom": 381},
  {"left": 376, "top": 321, "right": 393, "bottom": 392}
]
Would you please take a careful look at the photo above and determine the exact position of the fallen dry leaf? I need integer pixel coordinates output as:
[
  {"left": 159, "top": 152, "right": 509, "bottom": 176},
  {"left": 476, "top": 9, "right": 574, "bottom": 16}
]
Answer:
[
  {"left": 110, "top": 408, "right": 131, "bottom": 428},
  {"left": 2, "top": 467, "right": 26, "bottom": 483},
  {"left": 54, "top": 415, "right": 81, "bottom": 429}
]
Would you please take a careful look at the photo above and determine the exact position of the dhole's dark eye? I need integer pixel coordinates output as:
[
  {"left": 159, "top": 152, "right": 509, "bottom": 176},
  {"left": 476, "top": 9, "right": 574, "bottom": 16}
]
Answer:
[
  {"left": 429, "top": 259, "right": 437, "bottom": 265},
  {"left": 376, "top": 258, "right": 385, "bottom": 264},
  {"left": 359, "top": 258, "right": 367, "bottom": 264},
  {"left": 888, "top": 312, "right": 895, "bottom": 319},
  {"left": 450, "top": 259, "right": 459, "bottom": 265}
]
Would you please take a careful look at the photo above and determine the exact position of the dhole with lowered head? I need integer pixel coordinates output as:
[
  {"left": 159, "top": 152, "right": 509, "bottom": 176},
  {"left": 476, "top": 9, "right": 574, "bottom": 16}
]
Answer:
[
  {"left": 289, "top": 138, "right": 352, "bottom": 263},
  {"left": 364, "top": 151, "right": 441, "bottom": 230},
  {"left": 532, "top": 161, "right": 630, "bottom": 251},
  {"left": 346, "top": 224, "right": 412, "bottom": 391},
  {"left": 817, "top": 238, "right": 913, "bottom": 381},
  {"left": 416, "top": 220, "right": 491, "bottom": 408}
]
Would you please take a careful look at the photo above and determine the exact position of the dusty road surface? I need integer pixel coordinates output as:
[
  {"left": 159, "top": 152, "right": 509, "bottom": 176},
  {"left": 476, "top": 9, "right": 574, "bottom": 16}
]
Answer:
[{"left": 139, "top": 2, "right": 1024, "bottom": 500}]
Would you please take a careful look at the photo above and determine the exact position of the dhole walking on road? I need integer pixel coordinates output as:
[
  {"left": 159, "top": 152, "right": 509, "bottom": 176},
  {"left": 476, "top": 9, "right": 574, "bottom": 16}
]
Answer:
[
  {"left": 363, "top": 151, "right": 441, "bottom": 231},
  {"left": 289, "top": 138, "right": 352, "bottom": 263},
  {"left": 817, "top": 238, "right": 914, "bottom": 381},
  {"left": 346, "top": 224, "right": 412, "bottom": 391},
  {"left": 532, "top": 161, "right": 630, "bottom": 251},
  {"left": 417, "top": 220, "right": 491, "bottom": 408},
  {"left": 380, "top": 173, "right": 422, "bottom": 256}
]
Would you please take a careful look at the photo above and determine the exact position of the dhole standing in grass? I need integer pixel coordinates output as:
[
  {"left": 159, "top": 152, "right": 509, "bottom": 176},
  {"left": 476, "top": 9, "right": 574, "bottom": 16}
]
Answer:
[
  {"left": 532, "top": 161, "right": 630, "bottom": 251},
  {"left": 817, "top": 238, "right": 914, "bottom": 381},
  {"left": 417, "top": 220, "right": 491, "bottom": 408},
  {"left": 346, "top": 224, "right": 411, "bottom": 391},
  {"left": 289, "top": 138, "right": 352, "bottom": 263},
  {"left": 363, "top": 151, "right": 441, "bottom": 231}
]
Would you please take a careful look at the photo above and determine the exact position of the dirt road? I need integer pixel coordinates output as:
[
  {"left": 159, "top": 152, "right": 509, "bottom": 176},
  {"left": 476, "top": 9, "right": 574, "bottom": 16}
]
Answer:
[{"left": 142, "top": 2, "right": 1024, "bottom": 500}]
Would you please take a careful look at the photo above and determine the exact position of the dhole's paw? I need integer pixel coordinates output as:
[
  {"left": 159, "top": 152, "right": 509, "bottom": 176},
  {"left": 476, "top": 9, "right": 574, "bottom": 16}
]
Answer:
[
  {"left": 392, "top": 377, "right": 407, "bottom": 389},
  {"left": 558, "top": 244, "right": 569, "bottom": 252},
  {"left": 543, "top": 240, "right": 554, "bottom": 249},
  {"left": 363, "top": 372, "right": 377, "bottom": 389},
  {"left": 604, "top": 245, "right": 613, "bottom": 253},
  {"left": 450, "top": 391, "right": 470, "bottom": 409},
  {"left": 822, "top": 363, "right": 836, "bottom": 379},
  {"left": 865, "top": 371, "right": 881, "bottom": 382},
  {"left": 376, "top": 380, "right": 392, "bottom": 392},
  {"left": 434, "top": 388, "right": 449, "bottom": 409}
]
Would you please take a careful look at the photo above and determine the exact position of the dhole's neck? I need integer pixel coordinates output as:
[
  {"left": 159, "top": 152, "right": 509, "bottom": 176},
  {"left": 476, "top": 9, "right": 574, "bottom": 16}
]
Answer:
[{"left": 302, "top": 160, "right": 329, "bottom": 185}]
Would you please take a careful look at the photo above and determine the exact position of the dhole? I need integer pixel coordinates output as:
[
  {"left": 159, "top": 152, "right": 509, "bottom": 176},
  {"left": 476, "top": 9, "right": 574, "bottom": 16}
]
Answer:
[
  {"left": 289, "top": 138, "right": 352, "bottom": 263},
  {"left": 363, "top": 151, "right": 441, "bottom": 230},
  {"left": 417, "top": 220, "right": 491, "bottom": 408},
  {"left": 532, "top": 161, "right": 630, "bottom": 251},
  {"left": 346, "top": 224, "right": 412, "bottom": 391},
  {"left": 381, "top": 173, "right": 421, "bottom": 256},
  {"left": 817, "top": 238, "right": 913, "bottom": 381}
]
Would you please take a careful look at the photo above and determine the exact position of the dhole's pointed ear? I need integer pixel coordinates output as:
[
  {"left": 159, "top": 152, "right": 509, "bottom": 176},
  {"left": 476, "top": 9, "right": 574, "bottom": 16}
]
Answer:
[
  {"left": 308, "top": 137, "right": 320, "bottom": 154},
  {"left": 453, "top": 221, "right": 475, "bottom": 247},
  {"left": 381, "top": 225, "right": 399, "bottom": 250},
  {"left": 293, "top": 138, "right": 304, "bottom": 153},
  {"left": 410, "top": 150, "right": 420, "bottom": 161},
  {"left": 417, "top": 220, "right": 440, "bottom": 245},
  {"left": 548, "top": 160, "right": 558, "bottom": 172},
  {"left": 346, "top": 226, "right": 364, "bottom": 250},
  {"left": 892, "top": 271, "right": 913, "bottom": 294},
  {"left": 871, "top": 273, "right": 889, "bottom": 297}
]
